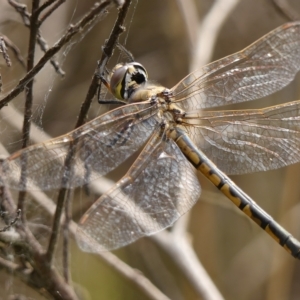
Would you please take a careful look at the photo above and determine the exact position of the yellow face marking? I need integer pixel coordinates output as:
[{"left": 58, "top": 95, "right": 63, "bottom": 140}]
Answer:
[
  {"left": 114, "top": 82, "right": 123, "bottom": 100},
  {"left": 220, "top": 183, "right": 242, "bottom": 207}
]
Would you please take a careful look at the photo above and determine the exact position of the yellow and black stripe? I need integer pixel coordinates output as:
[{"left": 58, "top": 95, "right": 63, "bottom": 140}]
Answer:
[{"left": 168, "top": 127, "right": 300, "bottom": 259}]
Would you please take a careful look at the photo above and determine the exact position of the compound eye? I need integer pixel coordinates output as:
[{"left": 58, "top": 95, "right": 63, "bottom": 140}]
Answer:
[
  {"left": 109, "top": 62, "right": 148, "bottom": 100},
  {"left": 128, "top": 62, "right": 148, "bottom": 84}
]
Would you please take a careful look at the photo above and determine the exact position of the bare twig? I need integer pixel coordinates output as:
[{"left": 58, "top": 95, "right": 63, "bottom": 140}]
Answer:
[
  {"left": 37, "top": 0, "right": 66, "bottom": 25},
  {"left": 17, "top": 0, "right": 40, "bottom": 225},
  {"left": 63, "top": 190, "right": 72, "bottom": 283},
  {"left": 0, "top": 179, "right": 78, "bottom": 299},
  {"left": 0, "top": 1, "right": 112, "bottom": 110},
  {"left": 0, "top": 37, "right": 12, "bottom": 67},
  {"left": 8, "top": 0, "right": 65, "bottom": 76},
  {"left": 77, "top": 0, "right": 132, "bottom": 127},
  {"left": 8, "top": 0, "right": 30, "bottom": 26},
  {"left": 0, "top": 35, "right": 26, "bottom": 69},
  {"left": 45, "top": 0, "right": 132, "bottom": 267},
  {"left": 35, "top": 0, "right": 61, "bottom": 16},
  {"left": 0, "top": 138, "right": 170, "bottom": 300}
]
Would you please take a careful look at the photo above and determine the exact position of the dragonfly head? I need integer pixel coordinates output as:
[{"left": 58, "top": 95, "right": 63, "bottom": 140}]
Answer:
[{"left": 109, "top": 62, "right": 148, "bottom": 100}]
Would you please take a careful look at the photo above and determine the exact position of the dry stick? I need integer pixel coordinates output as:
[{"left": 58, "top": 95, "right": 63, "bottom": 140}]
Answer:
[
  {"left": 0, "top": 35, "right": 26, "bottom": 69},
  {"left": 0, "top": 105, "right": 170, "bottom": 300},
  {"left": 1, "top": 2, "right": 111, "bottom": 298},
  {"left": 35, "top": 0, "right": 61, "bottom": 15},
  {"left": 0, "top": 173, "right": 170, "bottom": 300},
  {"left": 0, "top": 1, "right": 111, "bottom": 110},
  {"left": 8, "top": 0, "right": 65, "bottom": 76},
  {"left": 55, "top": 0, "right": 133, "bottom": 280},
  {"left": 76, "top": 0, "right": 132, "bottom": 127},
  {"left": 0, "top": 184, "right": 78, "bottom": 300},
  {"left": 45, "top": 0, "right": 128, "bottom": 266},
  {"left": 0, "top": 37, "right": 12, "bottom": 67},
  {"left": 63, "top": 189, "right": 72, "bottom": 283},
  {"left": 18, "top": 0, "right": 40, "bottom": 225},
  {"left": 38, "top": 0, "right": 66, "bottom": 25}
]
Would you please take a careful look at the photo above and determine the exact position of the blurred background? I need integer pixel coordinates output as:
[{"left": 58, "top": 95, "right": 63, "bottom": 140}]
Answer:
[{"left": 1, "top": 0, "right": 300, "bottom": 299}]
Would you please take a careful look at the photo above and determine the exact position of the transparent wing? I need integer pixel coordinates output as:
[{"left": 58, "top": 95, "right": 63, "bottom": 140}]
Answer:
[
  {"left": 172, "top": 22, "right": 300, "bottom": 110},
  {"left": 0, "top": 102, "right": 160, "bottom": 190},
  {"left": 183, "top": 99, "right": 300, "bottom": 175},
  {"left": 76, "top": 126, "right": 201, "bottom": 252}
]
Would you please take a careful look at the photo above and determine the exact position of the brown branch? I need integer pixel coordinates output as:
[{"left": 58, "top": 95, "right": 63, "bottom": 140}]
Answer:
[
  {"left": 35, "top": 0, "right": 60, "bottom": 15},
  {"left": 8, "top": 0, "right": 65, "bottom": 76},
  {"left": 17, "top": 0, "right": 41, "bottom": 225},
  {"left": 45, "top": 0, "right": 132, "bottom": 269},
  {"left": 37, "top": 33, "right": 65, "bottom": 76},
  {"left": 0, "top": 37, "right": 12, "bottom": 67},
  {"left": 8, "top": 0, "right": 30, "bottom": 26},
  {"left": 38, "top": 0, "right": 66, "bottom": 25},
  {"left": 0, "top": 1, "right": 111, "bottom": 110},
  {"left": 76, "top": 0, "right": 133, "bottom": 127},
  {"left": 0, "top": 35, "right": 26, "bottom": 69}
]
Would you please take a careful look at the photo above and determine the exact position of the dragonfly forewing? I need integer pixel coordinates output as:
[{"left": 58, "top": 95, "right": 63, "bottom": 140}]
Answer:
[
  {"left": 77, "top": 125, "right": 201, "bottom": 251},
  {"left": 0, "top": 102, "right": 159, "bottom": 190},
  {"left": 172, "top": 22, "right": 300, "bottom": 110}
]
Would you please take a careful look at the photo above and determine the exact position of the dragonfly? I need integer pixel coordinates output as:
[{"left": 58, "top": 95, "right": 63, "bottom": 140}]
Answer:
[{"left": 1, "top": 22, "right": 300, "bottom": 256}]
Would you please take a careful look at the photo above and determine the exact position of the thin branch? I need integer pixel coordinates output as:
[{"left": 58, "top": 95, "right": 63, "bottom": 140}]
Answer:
[
  {"left": 0, "top": 37, "right": 12, "bottom": 67},
  {"left": 0, "top": 1, "right": 112, "bottom": 110},
  {"left": 77, "top": 0, "right": 132, "bottom": 127},
  {"left": 0, "top": 139, "right": 170, "bottom": 300},
  {"left": 8, "top": 0, "right": 65, "bottom": 76},
  {"left": 38, "top": 0, "right": 66, "bottom": 25},
  {"left": 63, "top": 190, "right": 72, "bottom": 283},
  {"left": 45, "top": 0, "right": 132, "bottom": 267},
  {"left": 35, "top": 0, "right": 60, "bottom": 16},
  {"left": 37, "top": 33, "right": 65, "bottom": 76},
  {"left": 0, "top": 35, "right": 26, "bottom": 69},
  {"left": 8, "top": 0, "right": 30, "bottom": 26},
  {"left": 17, "top": 0, "right": 40, "bottom": 225},
  {"left": 45, "top": 148, "right": 74, "bottom": 264}
]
